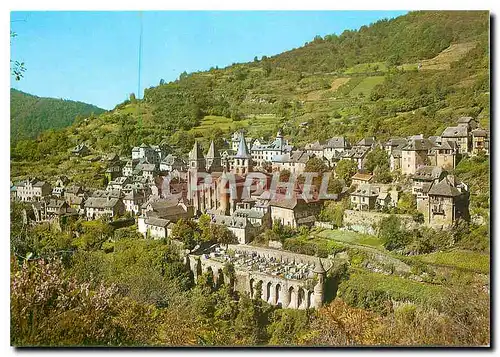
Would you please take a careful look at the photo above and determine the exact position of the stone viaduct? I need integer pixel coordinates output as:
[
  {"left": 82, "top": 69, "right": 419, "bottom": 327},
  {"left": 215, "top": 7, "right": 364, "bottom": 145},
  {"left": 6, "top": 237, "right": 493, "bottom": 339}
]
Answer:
[{"left": 184, "top": 244, "right": 330, "bottom": 310}]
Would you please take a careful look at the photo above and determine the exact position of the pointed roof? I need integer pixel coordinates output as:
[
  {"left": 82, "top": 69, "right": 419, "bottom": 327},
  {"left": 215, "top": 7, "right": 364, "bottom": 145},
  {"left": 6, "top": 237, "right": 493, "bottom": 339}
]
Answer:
[
  {"left": 428, "top": 176, "right": 462, "bottom": 197},
  {"left": 313, "top": 258, "right": 326, "bottom": 274},
  {"left": 206, "top": 140, "right": 220, "bottom": 159},
  {"left": 189, "top": 141, "right": 204, "bottom": 161},
  {"left": 234, "top": 132, "right": 251, "bottom": 159}
]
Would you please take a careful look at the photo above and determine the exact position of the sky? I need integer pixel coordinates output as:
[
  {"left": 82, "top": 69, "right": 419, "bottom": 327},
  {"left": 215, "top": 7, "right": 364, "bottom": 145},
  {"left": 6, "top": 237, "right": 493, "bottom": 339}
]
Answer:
[{"left": 10, "top": 11, "right": 408, "bottom": 110}]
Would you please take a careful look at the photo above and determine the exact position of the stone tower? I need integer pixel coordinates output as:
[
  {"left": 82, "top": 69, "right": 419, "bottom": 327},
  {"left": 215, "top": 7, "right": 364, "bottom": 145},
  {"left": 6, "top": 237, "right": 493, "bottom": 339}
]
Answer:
[
  {"left": 233, "top": 131, "right": 253, "bottom": 175},
  {"left": 205, "top": 140, "right": 223, "bottom": 172},
  {"left": 188, "top": 141, "right": 206, "bottom": 215},
  {"left": 275, "top": 128, "right": 284, "bottom": 150},
  {"left": 312, "top": 258, "right": 326, "bottom": 309}
]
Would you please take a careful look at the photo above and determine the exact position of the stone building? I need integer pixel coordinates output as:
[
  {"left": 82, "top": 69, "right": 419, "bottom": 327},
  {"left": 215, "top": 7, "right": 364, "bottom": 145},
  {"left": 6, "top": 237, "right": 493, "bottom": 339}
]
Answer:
[
  {"left": 418, "top": 175, "right": 470, "bottom": 228},
  {"left": 123, "top": 190, "right": 145, "bottom": 215},
  {"left": 350, "top": 184, "right": 379, "bottom": 211},
  {"left": 429, "top": 141, "right": 459, "bottom": 170},
  {"left": 84, "top": 197, "right": 125, "bottom": 220},
  {"left": 269, "top": 196, "right": 321, "bottom": 228},
  {"left": 471, "top": 129, "right": 490, "bottom": 155},
  {"left": 250, "top": 129, "right": 293, "bottom": 168},
  {"left": 16, "top": 178, "right": 52, "bottom": 202},
  {"left": 441, "top": 125, "right": 470, "bottom": 155},
  {"left": 271, "top": 150, "right": 313, "bottom": 175},
  {"left": 184, "top": 244, "right": 330, "bottom": 310},
  {"left": 401, "top": 138, "right": 433, "bottom": 175}
]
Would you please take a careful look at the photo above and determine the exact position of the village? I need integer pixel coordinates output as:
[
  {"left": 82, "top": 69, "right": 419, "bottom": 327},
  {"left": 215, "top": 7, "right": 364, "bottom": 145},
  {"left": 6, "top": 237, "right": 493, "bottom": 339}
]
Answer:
[{"left": 11, "top": 115, "right": 488, "bottom": 239}]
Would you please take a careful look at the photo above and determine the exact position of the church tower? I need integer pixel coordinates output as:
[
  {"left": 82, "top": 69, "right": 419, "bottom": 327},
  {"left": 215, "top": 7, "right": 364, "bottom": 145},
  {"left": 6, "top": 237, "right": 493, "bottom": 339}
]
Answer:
[
  {"left": 275, "top": 128, "right": 284, "bottom": 151},
  {"left": 205, "top": 140, "right": 223, "bottom": 172},
  {"left": 188, "top": 141, "right": 206, "bottom": 172},
  {"left": 188, "top": 141, "right": 206, "bottom": 215},
  {"left": 233, "top": 131, "right": 253, "bottom": 175}
]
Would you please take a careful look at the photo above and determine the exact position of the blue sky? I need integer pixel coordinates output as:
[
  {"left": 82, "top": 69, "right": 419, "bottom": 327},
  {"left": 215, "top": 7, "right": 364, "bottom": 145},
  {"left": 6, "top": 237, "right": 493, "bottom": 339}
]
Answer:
[{"left": 10, "top": 11, "right": 408, "bottom": 110}]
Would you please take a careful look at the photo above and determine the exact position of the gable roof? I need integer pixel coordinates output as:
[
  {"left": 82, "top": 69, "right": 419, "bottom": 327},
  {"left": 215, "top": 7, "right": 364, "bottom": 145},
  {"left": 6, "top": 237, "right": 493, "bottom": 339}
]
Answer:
[
  {"left": 442, "top": 126, "right": 468, "bottom": 138},
  {"left": 403, "top": 138, "right": 433, "bottom": 151},
  {"left": 428, "top": 177, "right": 463, "bottom": 197},
  {"left": 145, "top": 217, "right": 170, "bottom": 228}
]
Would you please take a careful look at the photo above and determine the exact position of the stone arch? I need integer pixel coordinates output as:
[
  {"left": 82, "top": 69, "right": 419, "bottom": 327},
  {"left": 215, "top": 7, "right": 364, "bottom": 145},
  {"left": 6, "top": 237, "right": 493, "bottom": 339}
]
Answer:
[
  {"left": 266, "top": 282, "right": 272, "bottom": 303},
  {"left": 298, "top": 288, "right": 305, "bottom": 309},
  {"left": 307, "top": 291, "right": 313, "bottom": 309},
  {"left": 216, "top": 268, "right": 225, "bottom": 288},
  {"left": 249, "top": 278, "right": 255, "bottom": 298},
  {"left": 254, "top": 280, "right": 263, "bottom": 300},
  {"left": 206, "top": 266, "right": 215, "bottom": 288},
  {"left": 275, "top": 284, "right": 282, "bottom": 307},
  {"left": 288, "top": 286, "right": 297, "bottom": 309},
  {"left": 196, "top": 259, "right": 202, "bottom": 279}
]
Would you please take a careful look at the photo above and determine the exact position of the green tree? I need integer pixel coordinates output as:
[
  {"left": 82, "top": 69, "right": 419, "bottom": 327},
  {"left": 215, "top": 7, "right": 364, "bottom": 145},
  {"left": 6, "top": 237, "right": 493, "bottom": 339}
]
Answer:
[{"left": 335, "top": 160, "right": 358, "bottom": 185}]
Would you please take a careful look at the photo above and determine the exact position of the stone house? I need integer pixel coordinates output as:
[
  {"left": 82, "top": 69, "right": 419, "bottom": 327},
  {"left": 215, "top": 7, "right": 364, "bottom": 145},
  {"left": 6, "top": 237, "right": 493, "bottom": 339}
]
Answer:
[
  {"left": 412, "top": 166, "right": 446, "bottom": 198},
  {"left": 122, "top": 159, "right": 140, "bottom": 177},
  {"left": 16, "top": 178, "right": 52, "bottom": 202},
  {"left": 441, "top": 125, "right": 470, "bottom": 154},
  {"left": 429, "top": 140, "right": 459, "bottom": 170},
  {"left": 250, "top": 129, "right": 293, "bottom": 168},
  {"left": 123, "top": 190, "right": 145, "bottom": 215},
  {"left": 84, "top": 197, "right": 125, "bottom": 220},
  {"left": 64, "top": 186, "right": 85, "bottom": 206},
  {"left": 143, "top": 217, "right": 170, "bottom": 239},
  {"left": 160, "top": 154, "right": 187, "bottom": 173},
  {"left": 401, "top": 138, "right": 433, "bottom": 175},
  {"left": 210, "top": 214, "right": 259, "bottom": 244},
  {"left": 107, "top": 176, "right": 130, "bottom": 191},
  {"left": 471, "top": 129, "right": 490, "bottom": 155},
  {"left": 272, "top": 150, "right": 313, "bottom": 175},
  {"left": 457, "top": 116, "right": 478, "bottom": 131},
  {"left": 269, "top": 197, "right": 321, "bottom": 228},
  {"left": 389, "top": 149, "right": 402, "bottom": 172},
  {"left": 322, "top": 137, "right": 350, "bottom": 161},
  {"left": 46, "top": 199, "right": 70, "bottom": 217},
  {"left": 424, "top": 175, "right": 470, "bottom": 228},
  {"left": 304, "top": 141, "right": 325, "bottom": 159},
  {"left": 350, "top": 184, "right": 379, "bottom": 211}
]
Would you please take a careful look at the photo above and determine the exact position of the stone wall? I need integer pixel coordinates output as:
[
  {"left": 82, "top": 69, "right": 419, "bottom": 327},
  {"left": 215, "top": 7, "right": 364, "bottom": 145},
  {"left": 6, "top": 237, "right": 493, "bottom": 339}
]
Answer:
[
  {"left": 343, "top": 210, "right": 416, "bottom": 234},
  {"left": 227, "top": 244, "right": 330, "bottom": 268}
]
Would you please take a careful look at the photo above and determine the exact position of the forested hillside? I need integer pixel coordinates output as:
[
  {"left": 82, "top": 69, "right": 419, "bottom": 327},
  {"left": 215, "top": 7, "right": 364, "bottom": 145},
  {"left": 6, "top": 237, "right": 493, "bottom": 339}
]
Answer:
[
  {"left": 10, "top": 89, "right": 105, "bottom": 142},
  {"left": 11, "top": 10, "right": 489, "bottom": 183}
]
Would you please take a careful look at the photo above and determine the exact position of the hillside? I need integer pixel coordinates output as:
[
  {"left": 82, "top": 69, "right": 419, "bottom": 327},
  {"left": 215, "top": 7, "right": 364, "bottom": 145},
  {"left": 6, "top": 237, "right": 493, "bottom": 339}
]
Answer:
[
  {"left": 11, "top": 10, "right": 489, "bottom": 185},
  {"left": 10, "top": 89, "right": 105, "bottom": 142}
]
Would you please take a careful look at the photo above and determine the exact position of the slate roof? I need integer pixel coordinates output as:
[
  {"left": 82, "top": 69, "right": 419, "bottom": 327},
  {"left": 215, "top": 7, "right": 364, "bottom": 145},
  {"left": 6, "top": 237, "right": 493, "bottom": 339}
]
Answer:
[
  {"left": 413, "top": 166, "right": 444, "bottom": 181},
  {"left": 145, "top": 217, "right": 170, "bottom": 228},
  {"left": 457, "top": 116, "right": 475, "bottom": 124},
  {"left": 84, "top": 197, "right": 121, "bottom": 209},
  {"left": 471, "top": 129, "right": 489, "bottom": 137},
  {"left": 356, "top": 137, "right": 376, "bottom": 147},
  {"left": 234, "top": 132, "right": 252, "bottom": 159},
  {"left": 233, "top": 209, "right": 265, "bottom": 220},
  {"left": 189, "top": 141, "right": 205, "bottom": 161},
  {"left": 352, "top": 184, "right": 379, "bottom": 197},
  {"left": 324, "top": 137, "right": 349, "bottom": 149},
  {"left": 442, "top": 126, "right": 468, "bottom": 138},
  {"left": 427, "top": 177, "right": 463, "bottom": 197},
  {"left": 403, "top": 138, "right": 433, "bottom": 151}
]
